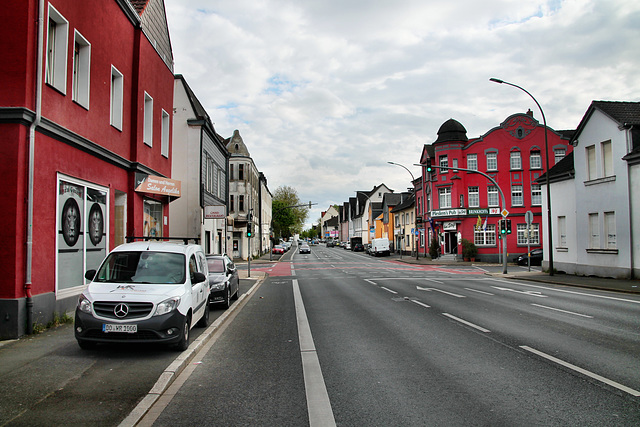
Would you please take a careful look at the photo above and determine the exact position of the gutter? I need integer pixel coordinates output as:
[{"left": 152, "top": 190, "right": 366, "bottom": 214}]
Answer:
[{"left": 25, "top": 0, "right": 45, "bottom": 334}]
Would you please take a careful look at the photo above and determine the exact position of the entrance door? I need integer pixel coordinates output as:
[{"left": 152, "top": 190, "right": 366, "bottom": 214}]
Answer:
[{"left": 444, "top": 231, "right": 457, "bottom": 254}]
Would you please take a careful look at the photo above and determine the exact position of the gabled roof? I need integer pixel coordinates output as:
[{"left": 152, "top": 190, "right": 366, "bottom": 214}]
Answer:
[
  {"left": 536, "top": 151, "right": 574, "bottom": 185},
  {"left": 572, "top": 101, "right": 640, "bottom": 145},
  {"left": 129, "top": 0, "right": 174, "bottom": 71},
  {"left": 391, "top": 193, "right": 415, "bottom": 213}
]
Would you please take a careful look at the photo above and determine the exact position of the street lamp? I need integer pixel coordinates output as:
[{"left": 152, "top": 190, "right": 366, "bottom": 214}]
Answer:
[
  {"left": 388, "top": 161, "right": 419, "bottom": 260},
  {"left": 490, "top": 78, "right": 554, "bottom": 275}
]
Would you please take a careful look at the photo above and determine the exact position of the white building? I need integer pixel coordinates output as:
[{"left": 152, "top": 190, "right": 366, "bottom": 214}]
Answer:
[
  {"left": 170, "top": 75, "right": 229, "bottom": 255},
  {"left": 542, "top": 101, "right": 640, "bottom": 278}
]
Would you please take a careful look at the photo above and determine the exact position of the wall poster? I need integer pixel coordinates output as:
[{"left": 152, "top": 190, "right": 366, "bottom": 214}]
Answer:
[{"left": 57, "top": 176, "right": 108, "bottom": 295}]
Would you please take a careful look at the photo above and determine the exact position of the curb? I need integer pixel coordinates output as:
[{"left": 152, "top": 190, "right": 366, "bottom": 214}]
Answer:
[{"left": 118, "top": 274, "right": 266, "bottom": 427}]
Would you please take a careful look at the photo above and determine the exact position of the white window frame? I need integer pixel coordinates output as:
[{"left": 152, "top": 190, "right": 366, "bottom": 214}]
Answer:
[
  {"left": 161, "top": 109, "right": 170, "bottom": 157},
  {"left": 144, "top": 92, "right": 153, "bottom": 147},
  {"left": 439, "top": 155, "right": 448, "bottom": 173},
  {"left": 467, "top": 154, "right": 477, "bottom": 171},
  {"left": 589, "top": 213, "right": 599, "bottom": 249},
  {"left": 46, "top": 4, "right": 69, "bottom": 93},
  {"left": 72, "top": 30, "right": 91, "bottom": 108},
  {"left": 531, "top": 184, "right": 542, "bottom": 206},
  {"left": 604, "top": 211, "right": 616, "bottom": 249},
  {"left": 474, "top": 224, "right": 495, "bottom": 246},
  {"left": 530, "top": 151, "right": 542, "bottom": 169},
  {"left": 557, "top": 216, "right": 567, "bottom": 247},
  {"left": 110, "top": 66, "right": 123, "bottom": 130},
  {"left": 438, "top": 187, "right": 451, "bottom": 209},
  {"left": 487, "top": 186, "right": 499, "bottom": 207},
  {"left": 486, "top": 152, "right": 497, "bottom": 171},
  {"left": 468, "top": 186, "right": 479, "bottom": 208},
  {"left": 510, "top": 151, "right": 522, "bottom": 170},
  {"left": 517, "top": 223, "right": 539, "bottom": 245},
  {"left": 602, "top": 140, "right": 613, "bottom": 177},
  {"left": 511, "top": 185, "right": 523, "bottom": 206},
  {"left": 586, "top": 145, "right": 596, "bottom": 180},
  {"left": 554, "top": 148, "right": 566, "bottom": 165}
]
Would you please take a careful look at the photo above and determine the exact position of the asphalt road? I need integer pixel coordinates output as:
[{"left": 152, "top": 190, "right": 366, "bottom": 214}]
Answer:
[{"left": 145, "top": 244, "right": 640, "bottom": 426}]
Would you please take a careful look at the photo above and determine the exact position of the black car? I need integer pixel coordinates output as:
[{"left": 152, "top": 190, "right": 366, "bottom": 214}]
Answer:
[
  {"left": 353, "top": 243, "right": 364, "bottom": 252},
  {"left": 206, "top": 254, "right": 239, "bottom": 309},
  {"left": 299, "top": 244, "right": 311, "bottom": 254},
  {"left": 515, "top": 248, "right": 543, "bottom": 266}
]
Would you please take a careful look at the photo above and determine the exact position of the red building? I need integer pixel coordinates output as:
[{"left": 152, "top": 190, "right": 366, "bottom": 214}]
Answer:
[
  {"left": 0, "top": 0, "right": 177, "bottom": 338},
  {"left": 418, "top": 112, "right": 574, "bottom": 262}
]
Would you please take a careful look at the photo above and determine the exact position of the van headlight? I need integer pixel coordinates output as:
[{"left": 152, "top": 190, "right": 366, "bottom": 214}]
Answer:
[
  {"left": 78, "top": 294, "right": 92, "bottom": 314},
  {"left": 154, "top": 297, "right": 180, "bottom": 316}
]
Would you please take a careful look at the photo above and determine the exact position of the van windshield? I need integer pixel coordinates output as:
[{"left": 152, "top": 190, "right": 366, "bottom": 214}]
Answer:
[{"left": 94, "top": 251, "right": 186, "bottom": 284}]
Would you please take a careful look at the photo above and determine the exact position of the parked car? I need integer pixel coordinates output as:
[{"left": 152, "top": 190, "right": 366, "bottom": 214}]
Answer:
[
  {"left": 206, "top": 254, "right": 239, "bottom": 309},
  {"left": 281, "top": 241, "right": 291, "bottom": 251},
  {"left": 272, "top": 245, "right": 285, "bottom": 255},
  {"left": 353, "top": 243, "right": 364, "bottom": 252},
  {"left": 344, "top": 242, "right": 351, "bottom": 250},
  {"left": 371, "top": 237, "right": 390, "bottom": 256},
  {"left": 326, "top": 240, "right": 335, "bottom": 248},
  {"left": 74, "top": 240, "right": 210, "bottom": 351},
  {"left": 299, "top": 243, "right": 311, "bottom": 254},
  {"left": 515, "top": 248, "right": 543, "bottom": 266}
]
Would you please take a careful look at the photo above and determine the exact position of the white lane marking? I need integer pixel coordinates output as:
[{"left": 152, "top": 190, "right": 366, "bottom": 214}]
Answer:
[
  {"left": 465, "top": 288, "right": 494, "bottom": 296},
  {"left": 417, "top": 286, "right": 466, "bottom": 298},
  {"left": 380, "top": 287, "right": 398, "bottom": 294},
  {"left": 442, "top": 313, "right": 491, "bottom": 333},
  {"left": 490, "top": 279, "right": 640, "bottom": 305},
  {"left": 364, "top": 279, "right": 377, "bottom": 286},
  {"left": 530, "top": 303, "right": 594, "bottom": 318},
  {"left": 293, "top": 280, "right": 337, "bottom": 426},
  {"left": 520, "top": 346, "right": 640, "bottom": 397},
  {"left": 411, "top": 300, "right": 431, "bottom": 309},
  {"left": 491, "top": 286, "right": 547, "bottom": 297}
]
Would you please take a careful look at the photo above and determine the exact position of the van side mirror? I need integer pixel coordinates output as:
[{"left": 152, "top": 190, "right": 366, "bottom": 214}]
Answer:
[
  {"left": 85, "top": 270, "right": 96, "bottom": 281},
  {"left": 192, "top": 272, "right": 206, "bottom": 284}
]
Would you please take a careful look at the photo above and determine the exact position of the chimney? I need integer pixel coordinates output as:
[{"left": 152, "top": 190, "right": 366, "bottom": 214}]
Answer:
[{"left": 526, "top": 109, "right": 534, "bottom": 117}]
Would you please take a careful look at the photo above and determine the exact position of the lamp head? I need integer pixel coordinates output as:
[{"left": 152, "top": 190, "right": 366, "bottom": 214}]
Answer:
[{"left": 490, "top": 78, "right": 504, "bottom": 84}]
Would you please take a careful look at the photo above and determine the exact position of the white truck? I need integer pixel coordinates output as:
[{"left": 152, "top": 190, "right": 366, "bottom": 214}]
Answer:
[{"left": 371, "top": 237, "right": 390, "bottom": 256}]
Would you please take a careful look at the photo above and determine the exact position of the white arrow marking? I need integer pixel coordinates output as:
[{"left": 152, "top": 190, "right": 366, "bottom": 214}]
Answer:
[
  {"left": 416, "top": 286, "right": 465, "bottom": 298},
  {"left": 491, "top": 286, "right": 547, "bottom": 297}
]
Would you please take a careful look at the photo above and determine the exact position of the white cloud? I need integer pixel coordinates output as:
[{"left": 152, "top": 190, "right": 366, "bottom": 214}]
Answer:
[{"left": 166, "top": 0, "right": 640, "bottom": 228}]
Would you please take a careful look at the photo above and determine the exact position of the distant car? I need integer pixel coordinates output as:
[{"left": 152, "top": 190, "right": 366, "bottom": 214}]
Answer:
[
  {"left": 344, "top": 242, "right": 351, "bottom": 250},
  {"left": 281, "top": 241, "right": 291, "bottom": 251},
  {"left": 272, "top": 245, "right": 285, "bottom": 255},
  {"left": 206, "top": 254, "right": 239, "bottom": 309},
  {"left": 326, "top": 241, "right": 335, "bottom": 248},
  {"left": 353, "top": 243, "right": 364, "bottom": 252},
  {"left": 299, "top": 244, "right": 311, "bottom": 254},
  {"left": 515, "top": 248, "right": 543, "bottom": 266}
]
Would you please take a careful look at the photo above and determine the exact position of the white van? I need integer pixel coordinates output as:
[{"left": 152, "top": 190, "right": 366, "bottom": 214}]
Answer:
[
  {"left": 74, "top": 240, "right": 210, "bottom": 351},
  {"left": 371, "top": 238, "right": 390, "bottom": 256}
]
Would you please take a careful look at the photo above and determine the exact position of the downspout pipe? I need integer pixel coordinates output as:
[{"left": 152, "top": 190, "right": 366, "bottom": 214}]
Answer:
[{"left": 25, "top": 0, "right": 45, "bottom": 334}]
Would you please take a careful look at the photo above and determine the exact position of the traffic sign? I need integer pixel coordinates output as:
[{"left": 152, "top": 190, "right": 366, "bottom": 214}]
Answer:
[
  {"left": 501, "top": 209, "right": 509, "bottom": 218},
  {"left": 525, "top": 210, "right": 534, "bottom": 224}
]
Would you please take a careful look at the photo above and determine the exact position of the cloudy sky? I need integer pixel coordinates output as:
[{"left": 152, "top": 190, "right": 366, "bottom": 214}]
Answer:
[{"left": 164, "top": 0, "right": 640, "bottom": 228}]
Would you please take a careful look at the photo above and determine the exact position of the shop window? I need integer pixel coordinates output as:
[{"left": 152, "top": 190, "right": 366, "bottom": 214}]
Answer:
[
  {"left": 143, "top": 199, "right": 163, "bottom": 238},
  {"left": 72, "top": 30, "right": 91, "bottom": 108},
  {"left": 46, "top": 5, "right": 68, "bottom": 93}
]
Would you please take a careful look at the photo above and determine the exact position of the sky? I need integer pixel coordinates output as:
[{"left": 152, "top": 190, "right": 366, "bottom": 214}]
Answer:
[{"left": 164, "top": 0, "right": 640, "bottom": 229}]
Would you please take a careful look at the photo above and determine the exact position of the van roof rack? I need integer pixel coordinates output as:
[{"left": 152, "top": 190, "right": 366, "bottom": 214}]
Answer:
[{"left": 125, "top": 236, "right": 200, "bottom": 245}]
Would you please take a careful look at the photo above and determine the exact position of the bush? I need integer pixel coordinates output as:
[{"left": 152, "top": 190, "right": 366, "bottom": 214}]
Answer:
[
  {"left": 429, "top": 237, "right": 440, "bottom": 259},
  {"left": 461, "top": 239, "right": 478, "bottom": 259}
]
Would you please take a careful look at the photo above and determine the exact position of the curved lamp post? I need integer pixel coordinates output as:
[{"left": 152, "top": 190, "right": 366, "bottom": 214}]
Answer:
[
  {"left": 388, "top": 161, "right": 419, "bottom": 260},
  {"left": 490, "top": 78, "right": 554, "bottom": 275}
]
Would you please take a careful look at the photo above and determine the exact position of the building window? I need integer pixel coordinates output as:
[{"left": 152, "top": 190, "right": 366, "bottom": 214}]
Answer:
[
  {"left": 487, "top": 186, "right": 499, "bottom": 207},
  {"left": 530, "top": 151, "right": 541, "bottom": 169},
  {"left": 110, "top": 66, "right": 123, "bottom": 130},
  {"left": 554, "top": 148, "right": 566, "bottom": 165},
  {"left": 474, "top": 224, "right": 495, "bottom": 246},
  {"left": 143, "top": 199, "right": 163, "bottom": 238},
  {"left": 589, "top": 213, "right": 599, "bottom": 248},
  {"left": 239, "top": 164, "right": 245, "bottom": 181},
  {"left": 239, "top": 195, "right": 245, "bottom": 212},
  {"left": 144, "top": 92, "right": 153, "bottom": 147},
  {"left": 452, "top": 158, "right": 458, "bottom": 172},
  {"left": 46, "top": 5, "right": 68, "bottom": 93},
  {"left": 510, "top": 151, "right": 522, "bottom": 170},
  {"left": 511, "top": 185, "right": 523, "bottom": 206},
  {"left": 586, "top": 145, "right": 596, "bottom": 180},
  {"left": 557, "top": 216, "right": 567, "bottom": 247},
  {"left": 486, "top": 152, "right": 497, "bottom": 171},
  {"left": 439, "top": 155, "right": 448, "bottom": 173},
  {"left": 161, "top": 109, "right": 169, "bottom": 157},
  {"left": 468, "top": 186, "right": 479, "bottom": 207},
  {"left": 72, "top": 31, "right": 90, "bottom": 108},
  {"left": 604, "top": 211, "right": 616, "bottom": 249},
  {"left": 517, "top": 223, "right": 539, "bottom": 245},
  {"left": 230, "top": 195, "right": 234, "bottom": 212},
  {"left": 467, "top": 154, "right": 477, "bottom": 171},
  {"left": 438, "top": 187, "right": 451, "bottom": 209},
  {"left": 230, "top": 164, "right": 234, "bottom": 181},
  {"left": 531, "top": 184, "right": 542, "bottom": 206},
  {"left": 602, "top": 140, "right": 613, "bottom": 177}
]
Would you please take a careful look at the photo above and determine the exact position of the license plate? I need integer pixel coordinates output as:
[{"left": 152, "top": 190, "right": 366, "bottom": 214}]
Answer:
[{"left": 102, "top": 324, "right": 137, "bottom": 333}]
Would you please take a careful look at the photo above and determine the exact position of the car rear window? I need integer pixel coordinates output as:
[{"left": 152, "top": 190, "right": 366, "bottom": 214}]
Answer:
[
  {"left": 94, "top": 251, "right": 186, "bottom": 284},
  {"left": 207, "top": 258, "right": 225, "bottom": 273}
]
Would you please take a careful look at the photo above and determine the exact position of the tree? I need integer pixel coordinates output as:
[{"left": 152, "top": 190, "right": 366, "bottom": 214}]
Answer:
[{"left": 272, "top": 186, "right": 308, "bottom": 239}]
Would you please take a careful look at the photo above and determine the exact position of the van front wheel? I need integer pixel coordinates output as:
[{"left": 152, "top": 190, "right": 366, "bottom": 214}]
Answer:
[{"left": 174, "top": 316, "right": 191, "bottom": 351}]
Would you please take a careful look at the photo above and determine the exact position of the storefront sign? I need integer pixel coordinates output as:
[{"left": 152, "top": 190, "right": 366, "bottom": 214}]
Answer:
[
  {"left": 135, "top": 173, "right": 181, "bottom": 198},
  {"left": 443, "top": 221, "right": 457, "bottom": 231},
  {"left": 204, "top": 205, "right": 226, "bottom": 219},
  {"left": 431, "top": 209, "right": 467, "bottom": 218},
  {"left": 431, "top": 207, "right": 501, "bottom": 218}
]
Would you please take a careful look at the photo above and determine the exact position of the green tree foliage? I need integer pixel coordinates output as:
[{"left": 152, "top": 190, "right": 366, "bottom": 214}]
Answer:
[{"left": 272, "top": 186, "right": 308, "bottom": 239}]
